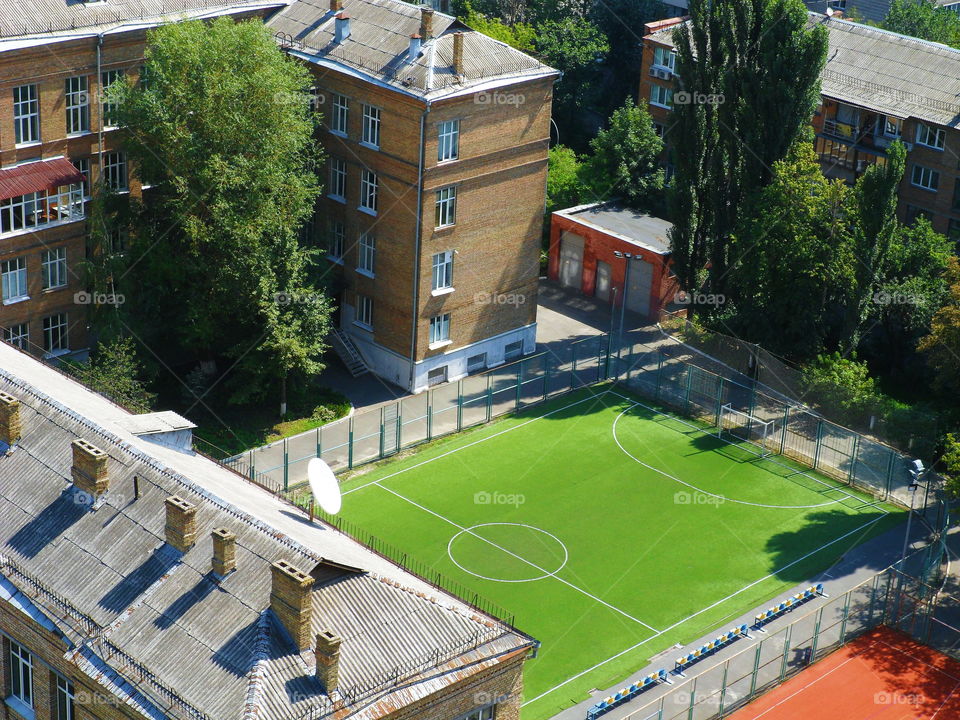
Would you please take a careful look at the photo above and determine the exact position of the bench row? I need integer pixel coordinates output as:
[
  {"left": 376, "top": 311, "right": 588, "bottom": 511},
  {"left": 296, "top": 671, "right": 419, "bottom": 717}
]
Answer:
[
  {"left": 586, "top": 669, "right": 669, "bottom": 720},
  {"left": 753, "top": 584, "right": 825, "bottom": 632}
]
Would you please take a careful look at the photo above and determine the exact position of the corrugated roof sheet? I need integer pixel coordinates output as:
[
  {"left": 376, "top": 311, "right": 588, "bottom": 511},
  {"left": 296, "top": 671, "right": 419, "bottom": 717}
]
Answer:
[{"left": 0, "top": 158, "right": 84, "bottom": 200}]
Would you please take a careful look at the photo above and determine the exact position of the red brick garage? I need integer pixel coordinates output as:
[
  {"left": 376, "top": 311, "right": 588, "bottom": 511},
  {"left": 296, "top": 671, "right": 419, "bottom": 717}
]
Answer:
[{"left": 547, "top": 202, "right": 680, "bottom": 320}]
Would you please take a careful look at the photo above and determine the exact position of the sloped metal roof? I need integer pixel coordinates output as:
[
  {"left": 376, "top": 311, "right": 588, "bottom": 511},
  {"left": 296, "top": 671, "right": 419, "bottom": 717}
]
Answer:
[{"left": 0, "top": 158, "right": 85, "bottom": 200}]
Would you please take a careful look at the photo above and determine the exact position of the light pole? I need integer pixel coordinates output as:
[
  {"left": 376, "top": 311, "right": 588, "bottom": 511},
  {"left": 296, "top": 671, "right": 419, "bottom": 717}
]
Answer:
[
  {"left": 613, "top": 251, "right": 635, "bottom": 359},
  {"left": 900, "top": 459, "right": 925, "bottom": 570}
]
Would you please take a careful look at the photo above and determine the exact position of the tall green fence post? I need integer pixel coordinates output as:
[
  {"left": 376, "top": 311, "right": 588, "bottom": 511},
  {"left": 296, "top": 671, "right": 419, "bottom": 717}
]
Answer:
[
  {"left": 748, "top": 640, "right": 763, "bottom": 697},
  {"left": 348, "top": 415, "right": 355, "bottom": 469},
  {"left": 396, "top": 402, "right": 402, "bottom": 450},
  {"left": 884, "top": 449, "right": 895, "bottom": 500},
  {"left": 249, "top": 450, "right": 255, "bottom": 481},
  {"left": 779, "top": 624, "right": 793, "bottom": 683},
  {"left": 283, "top": 438, "right": 289, "bottom": 492},
  {"left": 839, "top": 589, "right": 851, "bottom": 644},
  {"left": 814, "top": 419, "right": 824, "bottom": 470},
  {"left": 714, "top": 377, "right": 725, "bottom": 427},
  {"left": 848, "top": 434, "right": 860, "bottom": 483},
  {"left": 486, "top": 374, "right": 493, "bottom": 422},
  {"left": 457, "top": 380, "right": 464, "bottom": 431},
  {"left": 543, "top": 357, "right": 550, "bottom": 401},
  {"left": 316, "top": 426, "right": 322, "bottom": 460},
  {"left": 687, "top": 675, "right": 698, "bottom": 720},
  {"left": 379, "top": 406, "right": 385, "bottom": 459},
  {"left": 683, "top": 365, "right": 693, "bottom": 413},
  {"left": 515, "top": 360, "right": 523, "bottom": 410},
  {"left": 571, "top": 344, "right": 578, "bottom": 390},
  {"left": 780, "top": 406, "right": 790, "bottom": 455},
  {"left": 810, "top": 606, "right": 823, "bottom": 660},
  {"left": 655, "top": 350, "right": 664, "bottom": 400},
  {"left": 596, "top": 337, "right": 604, "bottom": 383},
  {"left": 427, "top": 390, "right": 434, "bottom": 441},
  {"left": 718, "top": 660, "right": 730, "bottom": 715}
]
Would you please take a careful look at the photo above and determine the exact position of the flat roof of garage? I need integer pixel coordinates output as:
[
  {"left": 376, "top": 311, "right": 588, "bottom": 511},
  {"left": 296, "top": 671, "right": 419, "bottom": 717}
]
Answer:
[{"left": 555, "top": 202, "right": 672, "bottom": 255}]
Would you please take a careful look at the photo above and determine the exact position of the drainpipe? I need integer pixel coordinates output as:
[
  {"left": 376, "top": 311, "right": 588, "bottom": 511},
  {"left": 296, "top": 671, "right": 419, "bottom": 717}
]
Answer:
[
  {"left": 96, "top": 34, "right": 104, "bottom": 185},
  {"left": 408, "top": 100, "right": 431, "bottom": 391}
]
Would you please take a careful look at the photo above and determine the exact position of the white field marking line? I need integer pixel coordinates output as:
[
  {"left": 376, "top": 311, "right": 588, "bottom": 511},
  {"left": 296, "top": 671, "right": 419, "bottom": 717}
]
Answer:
[
  {"left": 447, "top": 522, "right": 570, "bottom": 583},
  {"left": 342, "top": 392, "right": 618, "bottom": 496},
  {"left": 610, "top": 392, "right": 867, "bottom": 508},
  {"left": 521, "top": 511, "right": 888, "bottom": 707},
  {"left": 932, "top": 681, "right": 960, "bottom": 719},
  {"left": 612, "top": 410, "right": 840, "bottom": 509},
  {"left": 372, "top": 480, "right": 661, "bottom": 634}
]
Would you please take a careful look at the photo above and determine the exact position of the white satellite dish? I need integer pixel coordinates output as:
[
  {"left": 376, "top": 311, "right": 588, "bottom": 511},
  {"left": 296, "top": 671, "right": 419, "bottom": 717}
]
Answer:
[{"left": 307, "top": 458, "right": 342, "bottom": 514}]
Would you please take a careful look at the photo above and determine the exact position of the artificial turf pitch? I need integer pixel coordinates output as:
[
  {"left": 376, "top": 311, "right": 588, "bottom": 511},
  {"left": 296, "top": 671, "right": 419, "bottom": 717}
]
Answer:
[{"left": 334, "top": 385, "right": 905, "bottom": 719}]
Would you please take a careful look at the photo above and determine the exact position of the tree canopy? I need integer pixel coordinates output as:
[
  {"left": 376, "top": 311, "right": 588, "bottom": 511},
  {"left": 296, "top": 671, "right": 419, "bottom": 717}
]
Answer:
[{"left": 882, "top": 0, "right": 960, "bottom": 47}]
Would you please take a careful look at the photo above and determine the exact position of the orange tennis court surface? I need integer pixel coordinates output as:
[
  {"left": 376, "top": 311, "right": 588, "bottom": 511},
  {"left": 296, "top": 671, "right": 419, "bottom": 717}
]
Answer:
[{"left": 729, "top": 626, "right": 960, "bottom": 719}]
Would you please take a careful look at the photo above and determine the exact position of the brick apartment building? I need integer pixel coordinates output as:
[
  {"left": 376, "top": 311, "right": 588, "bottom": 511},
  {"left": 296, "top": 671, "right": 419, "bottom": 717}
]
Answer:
[
  {"left": 640, "top": 12, "right": 960, "bottom": 244},
  {"left": 268, "top": 0, "right": 558, "bottom": 392},
  {"left": 0, "top": 340, "right": 535, "bottom": 720}
]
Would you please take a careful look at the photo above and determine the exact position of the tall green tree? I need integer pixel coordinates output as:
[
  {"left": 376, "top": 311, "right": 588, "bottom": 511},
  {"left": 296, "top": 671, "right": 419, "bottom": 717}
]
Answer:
[
  {"left": 919, "top": 256, "right": 960, "bottom": 395},
  {"left": 110, "top": 17, "right": 331, "bottom": 412},
  {"left": 882, "top": 0, "right": 960, "bottom": 47},
  {"left": 668, "top": 0, "right": 828, "bottom": 301},
  {"left": 65, "top": 338, "right": 156, "bottom": 413}
]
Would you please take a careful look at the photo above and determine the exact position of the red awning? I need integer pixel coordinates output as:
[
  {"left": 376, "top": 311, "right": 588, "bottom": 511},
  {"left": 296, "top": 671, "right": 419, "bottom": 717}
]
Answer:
[{"left": 0, "top": 158, "right": 85, "bottom": 201}]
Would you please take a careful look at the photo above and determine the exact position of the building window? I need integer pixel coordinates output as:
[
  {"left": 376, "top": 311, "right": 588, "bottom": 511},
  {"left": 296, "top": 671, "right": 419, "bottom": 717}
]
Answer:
[
  {"left": 462, "top": 706, "right": 496, "bottom": 720},
  {"left": 65, "top": 76, "right": 90, "bottom": 134},
  {"left": 328, "top": 220, "right": 344, "bottom": 260},
  {"left": 361, "top": 104, "right": 381, "bottom": 148},
  {"left": 358, "top": 232, "right": 375, "bottom": 274},
  {"left": 13, "top": 84, "right": 39, "bottom": 145},
  {"left": 652, "top": 46, "right": 675, "bottom": 71},
  {"left": 431, "top": 250, "right": 453, "bottom": 291},
  {"left": 43, "top": 313, "right": 68, "bottom": 354},
  {"left": 3, "top": 323, "right": 29, "bottom": 350},
  {"left": 1, "top": 257, "right": 28, "bottom": 303},
  {"left": 42, "top": 247, "right": 68, "bottom": 290},
  {"left": 427, "top": 365, "right": 448, "bottom": 386},
  {"left": 72, "top": 158, "right": 91, "bottom": 197},
  {"left": 435, "top": 186, "right": 457, "bottom": 227},
  {"left": 356, "top": 294, "right": 373, "bottom": 328},
  {"left": 9, "top": 641, "right": 33, "bottom": 708},
  {"left": 915, "top": 123, "right": 945, "bottom": 150},
  {"left": 359, "top": 170, "right": 378, "bottom": 213},
  {"left": 103, "top": 152, "right": 128, "bottom": 191},
  {"left": 879, "top": 115, "right": 901, "bottom": 139},
  {"left": 0, "top": 184, "right": 84, "bottom": 234},
  {"left": 429, "top": 313, "right": 450, "bottom": 345},
  {"left": 55, "top": 676, "right": 75, "bottom": 720},
  {"left": 438, "top": 119, "right": 460, "bottom": 161},
  {"left": 504, "top": 340, "right": 523, "bottom": 361},
  {"left": 650, "top": 84, "right": 673, "bottom": 109},
  {"left": 107, "top": 228, "right": 128, "bottom": 255},
  {"left": 911, "top": 164, "right": 940, "bottom": 191},
  {"left": 652, "top": 122, "right": 665, "bottom": 139},
  {"left": 466, "top": 352, "right": 486, "bottom": 373},
  {"left": 329, "top": 157, "right": 347, "bottom": 200},
  {"left": 331, "top": 93, "right": 349, "bottom": 135},
  {"left": 101, "top": 69, "right": 123, "bottom": 128}
]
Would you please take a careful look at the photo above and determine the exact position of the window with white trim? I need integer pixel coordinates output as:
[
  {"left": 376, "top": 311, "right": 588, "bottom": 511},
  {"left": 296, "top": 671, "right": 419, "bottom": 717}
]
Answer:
[
  {"left": 916, "top": 123, "right": 945, "bottom": 150},
  {"left": 356, "top": 294, "right": 373, "bottom": 327},
  {"left": 103, "top": 151, "right": 128, "bottom": 191},
  {"left": 358, "top": 232, "right": 375, "bottom": 274},
  {"left": 72, "top": 158, "right": 91, "bottom": 197},
  {"left": 359, "top": 170, "right": 378, "bottom": 213},
  {"left": 361, "top": 104, "right": 381, "bottom": 148},
  {"left": 43, "top": 313, "right": 68, "bottom": 354},
  {"left": 466, "top": 352, "right": 486, "bottom": 373},
  {"left": 431, "top": 250, "right": 453, "bottom": 291},
  {"left": 504, "top": 340, "right": 523, "bottom": 360},
  {"left": 331, "top": 93, "right": 349, "bottom": 135},
  {"left": 9, "top": 640, "right": 34, "bottom": 708},
  {"left": 435, "top": 186, "right": 456, "bottom": 227},
  {"left": 462, "top": 705, "right": 496, "bottom": 720},
  {"left": 101, "top": 69, "right": 123, "bottom": 128},
  {"left": 911, "top": 164, "right": 940, "bottom": 191},
  {"left": 652, "top": 46, "right": 675, "bottom": 71},
  {"left": 2, "top": 257, "right": 28, "bottom": 303},
  {"left": 55, "top": 675, "right": 75, "bottom": 720},
  {"left": 42, "top": 247, "right": 67, "bottom": 290},
  {"left": 650, "top": 84, "right": 673, "bottom": 109},
  {"left": 438, "top": 119, "right": 460, "bottom": 162},
  {"left": 65, "top": 76, "right": 90, "bottom": 134},
  {"left": 429, "top": 313, "right": 450, "bottom": 345},
  {"left": 3, "top": 323, "right": 29, "bottom": 350},
  {"left": 13, "top": 84, "right": 39, "bottom": 144},
  {"left": 328, "top": 220, "right": 344, "bottom": 260},
  {"left": 329, "top": 157, "right": 347, "bottom": 200},
  {"left": 0, "top": 184, "right": 84, "bottom": 234}
]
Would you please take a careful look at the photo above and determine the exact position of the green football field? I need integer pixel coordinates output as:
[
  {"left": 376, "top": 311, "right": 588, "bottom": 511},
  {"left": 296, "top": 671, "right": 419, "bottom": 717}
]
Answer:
[{"left": 331, "top": 385, "right": 904, "bottom": 719}]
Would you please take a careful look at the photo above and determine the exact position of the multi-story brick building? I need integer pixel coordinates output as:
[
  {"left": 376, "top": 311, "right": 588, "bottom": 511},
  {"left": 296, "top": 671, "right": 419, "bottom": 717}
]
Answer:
[
  {"left": 0, "top": 1, "right": 290, "bottom": 360},
  {"left": 268, "top": 0, "right": 558, "bottom": 392},
  {"left": 0, "top": 340, "right": 535, "bottom": 720},
  {"left": 640, "top": 12, "right": 960, "bottom": 244}
]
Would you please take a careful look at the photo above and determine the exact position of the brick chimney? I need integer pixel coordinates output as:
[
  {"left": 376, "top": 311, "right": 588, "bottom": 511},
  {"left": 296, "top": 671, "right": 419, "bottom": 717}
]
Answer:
[
  {"left": 330, "top": 0, "right": 342, "bottom": 10},
  {"left": 164, "top": 495, "right": 198, "bottom": 552},
  {"left": 420, "top": 6, "right": 434, "bottom": 40},
  {"left": 0, "top": 391, "right": 21, "bottom": 447},
  {"left": 314, "top": 631, "right": 342, "bottom": 692},
  {"left": 334, "top": 12, "right": 351, "bottom": 43},
  {"left": 211, "top": 527, "right": 236, "bottom": 577},
  {"left": 71, "top": 438, "right": 109, "bottom": 498},
  {"left": 452, "top": 32, "right": 464, "bottom": 75},
  {"left": 270, "top": 560, "right": 314, "bottom": 650}
]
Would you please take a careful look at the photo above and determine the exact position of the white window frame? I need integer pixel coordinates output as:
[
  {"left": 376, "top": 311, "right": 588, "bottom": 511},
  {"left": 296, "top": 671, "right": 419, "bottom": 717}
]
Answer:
[
  {"left": 358, "top": 232, "right": 375, "bottom": 276},
  {"left": 0, "top": 184, "right": 84, "bottom": 236},
  {"left": 72, "top": 158, "right": 91, "bottom": 198},
  {"left": 361, "top": 104, "right": 381, "bottom": 148},
  {"left": 429, "top": 312, "right": 451, "bottom": 347},
  {"left": 915, "top": 123, "right": 945, "bottom": 150},
  {"left": 3, "top": 323, "right": 29, "bottom": 350},
  {"left": 65, "top": 76, "right": 90, "bottom": 135},
  {"left": 42, "top": 247, "right": 68, "bottom": 290},
  {"left": 427, "top": 365, "right": 448, "bottom": 386},
  {"left": 438, "top": 119, "right": 460, "bottom": 162},
  {"left": 2, "top": 257, "right": 28, "bottom": 304},
  {"left": 9, "top": 640, "right": 34, "bottom": 709},
  {"left": 911, "top": 164, "right": 940, "bottom": 192},
  {"left": 650, "top": 84, "right": 673, "bottom": 109},
  {"left": 13, "top": 84, "right": 39, "bottom": 145},
  {"left": 331, "top": 93, "right": 349, "bottom": 135},
  {"left": 355, "top": 294, "right": 373, "bottom": 329},
  {"left": 101, "top": 69, "right": 123, "bottom": 129},
  {"left": 43, "top": 312, "right": 68, "bottom": 355},
  {"left": 328, "top": 157, "right": 347, "bottom": 201},
  {"left": 652, "top": 46, "right": 676, "bottom": 72},
  {"left": 435, "top": 186, "right": 457, "bottom": 228},
  {"left": 359, "top": 170, "right": 378, "bottom": 214},
  {"left": 103, "top": 151, "right": 128, "bottom": 192},
  {"left": 431, "top": 250, "right": 453, "bottom": 293},
  {"left": 328, "top": 220, "right": 344, "bottom": 262},
  {"left": 56, "top": 675, "right": 76, "bottom": 720},
  {"left": 879, "top": 115, "right": 901, "bottom": 139}
]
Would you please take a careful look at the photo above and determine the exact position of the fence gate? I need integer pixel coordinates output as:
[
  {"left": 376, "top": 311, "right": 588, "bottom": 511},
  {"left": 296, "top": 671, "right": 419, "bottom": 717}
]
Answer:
[{"left": 382, "top": 403, "right": 399, "bottom": 456}]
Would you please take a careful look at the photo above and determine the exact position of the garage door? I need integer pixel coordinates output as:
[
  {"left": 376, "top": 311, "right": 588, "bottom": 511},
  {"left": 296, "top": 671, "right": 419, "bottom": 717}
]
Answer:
[
  {"left": 627, "top": 259, "right": 653, "bottom": 316},
  {"left": 559, "top": 232, "right": 584, "bottom": 290}
]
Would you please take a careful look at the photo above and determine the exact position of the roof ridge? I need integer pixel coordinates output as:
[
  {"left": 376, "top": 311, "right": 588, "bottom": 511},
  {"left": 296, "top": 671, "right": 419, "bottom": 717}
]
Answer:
[{"left": 816, "top": 11, "right": 960, "bottom": 54}]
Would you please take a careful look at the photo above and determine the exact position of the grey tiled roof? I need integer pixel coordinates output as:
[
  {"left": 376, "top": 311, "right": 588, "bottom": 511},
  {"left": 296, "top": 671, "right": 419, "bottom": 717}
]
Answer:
[
  {"left": 649, "top": 12, "right": 960, "bottom": 129},
  {"left": 0, "top": 347, "right": 533, "bottom": 720},
  {"left": 267, "top": 0, "right": 557, "bottom": 99}
]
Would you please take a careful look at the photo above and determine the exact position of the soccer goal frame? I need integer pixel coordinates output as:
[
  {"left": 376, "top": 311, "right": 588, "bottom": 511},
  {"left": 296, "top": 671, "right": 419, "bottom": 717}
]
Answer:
[{"left": 719, "top": 403, "right": 777, "bottom": 457}]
